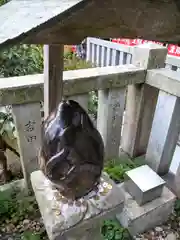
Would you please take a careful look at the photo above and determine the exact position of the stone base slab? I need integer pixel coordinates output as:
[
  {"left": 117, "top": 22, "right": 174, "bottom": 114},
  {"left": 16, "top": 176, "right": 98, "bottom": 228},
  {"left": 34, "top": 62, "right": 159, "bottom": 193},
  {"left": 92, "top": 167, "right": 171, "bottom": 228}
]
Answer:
[
  {"left": 31, "top": 170, "right": 124, "bottom": 240},
  {"left": 116, "top": 183, "right": 176, "bottom": 236}
]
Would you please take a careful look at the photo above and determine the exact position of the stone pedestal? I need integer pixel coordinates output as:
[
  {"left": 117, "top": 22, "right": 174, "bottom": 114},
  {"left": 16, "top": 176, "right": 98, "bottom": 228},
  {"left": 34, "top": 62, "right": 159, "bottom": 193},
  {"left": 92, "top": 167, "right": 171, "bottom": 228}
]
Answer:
[
  {"left": 124, "top": 165, "right": 165, "bottom": 205},
  {"left": 116, "top": 183, "right": 176, "bottom": 236},
  {"left": 31, "top": 171, "right": 124, "bottom": 240}
]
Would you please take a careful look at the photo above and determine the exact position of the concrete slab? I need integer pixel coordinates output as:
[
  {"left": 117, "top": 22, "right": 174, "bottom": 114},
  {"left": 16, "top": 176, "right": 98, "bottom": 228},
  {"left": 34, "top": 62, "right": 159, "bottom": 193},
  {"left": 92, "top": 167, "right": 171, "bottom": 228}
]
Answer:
[
  {"left": 31, "top": 170, "right": 124, "bottom": 240},
  {"left": 124, "top": 165, "right": 165, "bottom": 205},
  {"left": 116, "top": 183, "right": 176, "bottom": 236}
]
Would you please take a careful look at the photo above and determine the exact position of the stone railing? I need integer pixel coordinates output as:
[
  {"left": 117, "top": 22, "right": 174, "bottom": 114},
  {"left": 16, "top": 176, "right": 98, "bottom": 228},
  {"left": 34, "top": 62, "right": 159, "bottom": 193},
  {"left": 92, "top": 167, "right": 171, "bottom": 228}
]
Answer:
[
  {"left": 86, "top": 39, "right": 180, "bottom": 160},
  {"left": 0, "top": 64, "right": 145, "bottom": 185},
  {"left": 87, "top": 37, "right": 180, "bottom": 175},
  {"left": 0, "top": 43, "right": 179, "bottom": 239},
  {"left": 86, "top": 37, "right": 180, "bottom": 70}
]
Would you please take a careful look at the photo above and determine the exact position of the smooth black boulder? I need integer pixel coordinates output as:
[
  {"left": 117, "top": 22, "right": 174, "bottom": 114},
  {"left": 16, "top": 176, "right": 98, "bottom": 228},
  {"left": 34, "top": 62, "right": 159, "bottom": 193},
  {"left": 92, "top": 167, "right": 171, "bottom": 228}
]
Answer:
[{"left": 39, "top": 100, "right": 104, "bottom": 200}]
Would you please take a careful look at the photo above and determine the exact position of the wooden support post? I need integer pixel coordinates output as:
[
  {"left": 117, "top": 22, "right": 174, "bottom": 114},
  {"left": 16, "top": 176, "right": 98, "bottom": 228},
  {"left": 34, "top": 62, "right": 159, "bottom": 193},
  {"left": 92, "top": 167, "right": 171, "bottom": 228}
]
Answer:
[
  {"left": 97, "top": 88, "right": 126, "bottom": 160},
  {"left": 43, "top": 45, "right": 64, "bottom": 118},
  {"left": 12, "top": 102, "right": 42, "bottom": 186},
  {"left": 121, "top": 43, "right": 167, "bottom": 158},
  {"left": 146, "top": 91, "right": 180, "bottom": 175}
]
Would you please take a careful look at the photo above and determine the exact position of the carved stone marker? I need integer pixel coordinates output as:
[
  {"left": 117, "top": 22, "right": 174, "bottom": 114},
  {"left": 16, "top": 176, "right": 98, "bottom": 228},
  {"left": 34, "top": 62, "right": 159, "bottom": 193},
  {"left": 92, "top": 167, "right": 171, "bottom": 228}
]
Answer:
[{"left": 12, "top": 102, "right": 42, "bottom": 185}]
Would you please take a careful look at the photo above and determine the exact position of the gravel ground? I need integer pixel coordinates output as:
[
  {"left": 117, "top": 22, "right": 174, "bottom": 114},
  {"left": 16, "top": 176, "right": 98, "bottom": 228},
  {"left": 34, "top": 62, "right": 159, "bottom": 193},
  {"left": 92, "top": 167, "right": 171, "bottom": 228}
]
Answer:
[
  {"left": 1, "top": 213, "right": 180, "bottom": 240},
  {"left": 135, "top": 212, "right": 180, "bottom": 240},
  {"left": 0, "top": 218, "right": 48, "bottom": 240}
]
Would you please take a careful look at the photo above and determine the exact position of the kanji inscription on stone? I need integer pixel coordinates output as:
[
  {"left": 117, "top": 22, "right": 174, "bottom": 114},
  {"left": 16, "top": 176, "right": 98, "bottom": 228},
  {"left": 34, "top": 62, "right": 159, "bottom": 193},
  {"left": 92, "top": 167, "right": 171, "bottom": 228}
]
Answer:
[
  {"left": 26, "top": 135, "right": 37, "bottom": 143},
  {"left": 24, "top": 120, "right": 36, "bottom": 132},
  {"left": 12, "top": 103, "right": 41, "bottom": 177}
]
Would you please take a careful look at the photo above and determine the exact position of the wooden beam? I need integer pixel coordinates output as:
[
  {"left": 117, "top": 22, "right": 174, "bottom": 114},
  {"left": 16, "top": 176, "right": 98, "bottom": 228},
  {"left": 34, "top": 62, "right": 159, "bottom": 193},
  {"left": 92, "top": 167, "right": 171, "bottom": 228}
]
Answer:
[{"left": 43, "top": 45, "right": 64, "bottom": 118}]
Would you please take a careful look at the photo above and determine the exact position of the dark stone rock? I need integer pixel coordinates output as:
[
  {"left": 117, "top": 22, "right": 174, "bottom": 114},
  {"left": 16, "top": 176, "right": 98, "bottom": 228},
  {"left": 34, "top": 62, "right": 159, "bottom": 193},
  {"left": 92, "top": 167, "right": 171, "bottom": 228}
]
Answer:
[{"left": 39, "top": 100, "right": 104, "bottom": 200}]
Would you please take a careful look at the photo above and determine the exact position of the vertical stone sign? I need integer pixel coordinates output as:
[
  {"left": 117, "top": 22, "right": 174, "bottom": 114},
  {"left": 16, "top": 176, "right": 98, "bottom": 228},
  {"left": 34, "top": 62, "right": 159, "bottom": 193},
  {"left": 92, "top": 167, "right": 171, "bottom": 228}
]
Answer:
[{"left": 12, "top": 102, "right": 41, "bottom": 185}]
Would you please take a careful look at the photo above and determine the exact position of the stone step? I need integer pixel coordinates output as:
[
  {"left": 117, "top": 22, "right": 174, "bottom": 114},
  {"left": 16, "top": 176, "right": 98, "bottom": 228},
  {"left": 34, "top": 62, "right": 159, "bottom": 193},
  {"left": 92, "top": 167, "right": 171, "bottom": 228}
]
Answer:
[
  {"left": 116, "top": 183, "right": 176, "bottom": 236},
  {"left": 124, "top": 165, "right": 165, "bottom": 205},
  {"left": 31, "top": 170, "right": 124, "bottom": 240}
]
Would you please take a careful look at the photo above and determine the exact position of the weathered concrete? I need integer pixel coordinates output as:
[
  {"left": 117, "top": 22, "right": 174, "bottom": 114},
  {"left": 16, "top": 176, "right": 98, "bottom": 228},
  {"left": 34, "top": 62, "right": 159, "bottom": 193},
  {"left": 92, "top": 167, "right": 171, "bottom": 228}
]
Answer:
[
  {"left": 31, "top": 171, "right": 124, "bottom": 240},
  {"left": 133, "top": 43, "right": 167, "bottom": 70},
  {"left": 116, "top": 183, "right": 176, "bottom": 236},
  {"left": 121, "top": 43, "right": 167, "bottom": 157},
  {"left": 146, "top": 91, "right": 180, "bottom": 175},
  {"left": 0, "top": 65, "right": 145, "bottom": 105},
  {"left": 146, "top": 68, "right": 180, "bottom": 98},
  {"left": 97, "top": 88, "right": 126, "bottom": 159},
  {"left": 124, "top": 165, "right": 165, "bottom": 206}
]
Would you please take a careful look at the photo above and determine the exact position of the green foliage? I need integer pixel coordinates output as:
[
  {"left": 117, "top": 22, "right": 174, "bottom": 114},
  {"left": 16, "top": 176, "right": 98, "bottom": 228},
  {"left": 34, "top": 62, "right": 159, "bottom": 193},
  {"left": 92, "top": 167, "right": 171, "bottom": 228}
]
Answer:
[
  {"left": 64, "top": 53, "right": 92, "bottom": 70},
  {"left": 174, "top": 199, "right": 180, "bottom": 217},
  {"left": 0, "top": 189, "right": 47, "bottom": 239},
  {"left": 64, "top": 50, "right": 74, "bottom": 60},
  {"left": 21, "top": 231, "right": 41, "bottom": 240},
  {"left": 0, "top": 44, "right": 43, "bottom": 77},
  {"left": 0, "top": 106, "right": 17, "bottom": 140},
  {"left": 0, "top": 189, "right": 39, "bottom": 224},
  {"left": 0, "top": 0, "right": 9, "bottom": 6},
  {"left": 103, "top": 158, "right": 141, "bottom": 183},
  {"left": 101, "top": 219, "right": 132, "bottom": 240},
  {"left": 88, "top": 91, "right": 98, "bottom": 117},
  {"left": 0, "top": 43, "right": 91, "bottom": 76}
]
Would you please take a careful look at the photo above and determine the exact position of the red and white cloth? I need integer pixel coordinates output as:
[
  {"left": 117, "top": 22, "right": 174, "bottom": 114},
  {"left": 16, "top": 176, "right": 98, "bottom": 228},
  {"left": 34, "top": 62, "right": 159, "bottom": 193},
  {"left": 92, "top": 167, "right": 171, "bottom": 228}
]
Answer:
[{"left": 111, "top": 38, "right": 180, "bottom": 57}]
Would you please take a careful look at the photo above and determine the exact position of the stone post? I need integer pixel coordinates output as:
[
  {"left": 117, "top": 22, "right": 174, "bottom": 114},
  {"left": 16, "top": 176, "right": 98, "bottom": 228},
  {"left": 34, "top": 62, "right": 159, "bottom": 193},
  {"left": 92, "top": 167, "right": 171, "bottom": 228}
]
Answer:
[
  {"left": 121, "top": 43, "right": 167, "bottom": 157},
  {"left": 146, "top": 90, "right": 180, "bottom": 175}
]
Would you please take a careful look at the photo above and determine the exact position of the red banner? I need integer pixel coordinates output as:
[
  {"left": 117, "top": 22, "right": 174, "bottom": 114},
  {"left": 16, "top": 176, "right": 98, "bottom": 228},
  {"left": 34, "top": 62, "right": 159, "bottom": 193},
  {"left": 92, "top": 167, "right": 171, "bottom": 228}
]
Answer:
[
  {"left": 71, "top": 39, "right": 180, "bottom": 58},
  {"left": 167, "top": 44, "right": 180, "bottom": 57},
  {"left": 112, "top": 38, "right": 136, "bottom": 46},
  {"left": 112, "top": 38, "right": 180, "bottom": 57}
]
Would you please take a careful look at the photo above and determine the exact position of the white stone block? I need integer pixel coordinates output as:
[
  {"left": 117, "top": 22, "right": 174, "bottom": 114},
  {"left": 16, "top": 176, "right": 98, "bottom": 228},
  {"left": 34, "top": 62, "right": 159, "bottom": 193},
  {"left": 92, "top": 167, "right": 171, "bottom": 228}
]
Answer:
[
  {"left": 124, "top": 165, "right": 165, "bottom": 205},
  {"left": 31, "top": 171, "right": 124, "bottom": 240},
  {"left": 116, "top": 183, "right": 176, "bottom": 236}
]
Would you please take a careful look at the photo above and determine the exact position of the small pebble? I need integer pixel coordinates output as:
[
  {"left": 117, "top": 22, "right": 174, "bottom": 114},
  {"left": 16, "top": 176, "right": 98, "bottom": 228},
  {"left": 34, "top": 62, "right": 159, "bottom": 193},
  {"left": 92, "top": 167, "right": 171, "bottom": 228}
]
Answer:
[
  {"left": 23, "top": 219, "right": 30, "bottom": 225},
  {"left": 155, "top": 226, "right": 163, "bottom": 232},
  {"left": 36, "top": 226, "right": 41, "bottom": 232}
]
